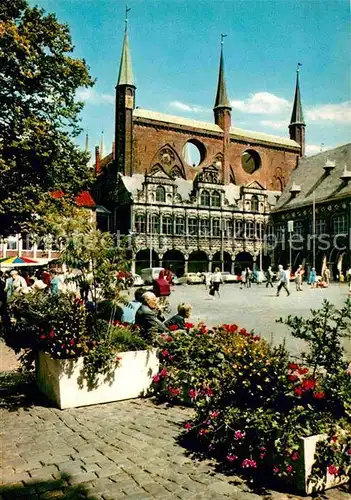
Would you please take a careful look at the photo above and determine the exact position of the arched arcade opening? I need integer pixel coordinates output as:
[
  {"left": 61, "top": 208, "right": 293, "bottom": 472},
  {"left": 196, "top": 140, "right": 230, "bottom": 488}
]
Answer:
[
  {"left": 135, "top": 249, "right": 159, "bottom": 274},
  {"left": 162, "top": 249, "right": 185, "bottom": 277},
  {"left": 212, "top": 251, "right": 231, "bottom": 272},
  {"left": 188, "top": 250, "right": 208, "bottom": 273}
]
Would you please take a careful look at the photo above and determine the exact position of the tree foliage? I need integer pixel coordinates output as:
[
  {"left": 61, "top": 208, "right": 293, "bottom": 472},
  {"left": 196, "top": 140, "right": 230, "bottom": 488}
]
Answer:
[{"left": 0, "top": 0, "right": 94, "bottom": 236}]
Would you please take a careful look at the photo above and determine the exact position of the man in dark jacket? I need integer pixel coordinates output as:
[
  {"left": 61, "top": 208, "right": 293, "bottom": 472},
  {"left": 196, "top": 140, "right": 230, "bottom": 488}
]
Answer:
[{"left": 135, "top": 292, "right": 166, "bottom": 338}]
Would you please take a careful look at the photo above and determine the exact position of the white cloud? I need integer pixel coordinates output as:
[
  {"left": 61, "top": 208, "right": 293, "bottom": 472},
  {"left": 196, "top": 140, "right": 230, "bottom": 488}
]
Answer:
[
  {"left": 260, "top": 119, "right": 287, "bottom": 130},
  {"left": 231, "top": 92, "right": 291, "bottom": 115},
  {"left": 169, "top": 100, "right": 210, "bottom": 113},
  {"left": 305, "top": 144, "right": 324, "bottom": 156},
  {"left": 76, "top": 88, "right": 114, "bottom": 105},
  {"left": 306, "top": 102, "right": 351, "bottom": 123}
]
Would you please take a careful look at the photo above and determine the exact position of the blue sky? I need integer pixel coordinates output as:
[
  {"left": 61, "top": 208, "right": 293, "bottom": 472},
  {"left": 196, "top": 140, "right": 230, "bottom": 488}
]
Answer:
[{"left": 29, "top": 0, "right": 350, "bottom": 157}]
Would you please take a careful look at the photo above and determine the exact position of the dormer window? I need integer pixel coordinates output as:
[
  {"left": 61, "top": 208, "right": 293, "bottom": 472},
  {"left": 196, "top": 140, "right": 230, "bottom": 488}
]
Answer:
[
  {"left": 200, "top": 190, "right": 210, "bottom": 206},
  {"left": 251, "top": 195, "right": 259, "bottom": 211},
  {"left": 211, "top": 190, "right": 221, "bottom": 207},
  {"left": 156, "top": 185, "right": 165, "bottom": 203}
]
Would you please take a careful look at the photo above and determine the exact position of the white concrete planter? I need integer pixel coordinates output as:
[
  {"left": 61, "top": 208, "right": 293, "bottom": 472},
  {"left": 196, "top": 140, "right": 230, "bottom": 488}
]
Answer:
[
  {"left": 295, "top": 434, "right": 349, "bottom": 494},
  {"left": 36, "top": 349, "right": 159, "bottom": 410}
]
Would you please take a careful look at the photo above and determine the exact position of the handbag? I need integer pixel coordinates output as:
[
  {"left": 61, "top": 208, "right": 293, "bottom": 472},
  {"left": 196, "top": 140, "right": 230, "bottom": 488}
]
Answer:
[{"left": 209, "top": 285, "right": 215, "bottom": 296}]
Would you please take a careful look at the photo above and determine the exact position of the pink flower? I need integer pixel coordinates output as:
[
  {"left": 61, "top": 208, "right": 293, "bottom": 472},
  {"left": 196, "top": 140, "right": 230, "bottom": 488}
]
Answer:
[
  {"left": 161, "top": 350, "right": 170, "bottom": 357},
  {"left": 152, "top": 374, "right": 160, "bottom": 383},
  {"left": 40, "top": 334, "right": 46, "bottom": 340},
  {"left": 328, "top": 465, "right": 339, "bottom": 476},
  {"left": 241, "top": 458, "right": 257, "bottom": 468},
  {"left": 69, "top": 339, "right": 75, "bottom": 346},
  {"left": 234, "top": 430, "right": 245, "bottom": 440},
  {"left": 286, "top": 465, "right": 293, "bottom": 474},
  {"left": 166, "top": 335, "right": 173, "bottom": 342},
  {"left": 291, "top": 451, "right": 299, "bottom": 461},
  {"left": 346, "top": 449, "right": 351, "bottom": 456},
  {"left": 184, "top": 422, "right": 192, "bottom": 430},
  {"left": 273, "top": 466, "right": 280, "bottom": 474},
  {"left": 168, "top": 386, "right": 180, "bottom": 396},
  {"left": 259, "top": 453, "right": 266, "bottom": 459},
  {"left": 199, "top": 428, "right": 208, "bottom": 435},
  {"left": 189, "top": 389, "right": 198, "bottom": 399},
  {"left": 226, "top": 454, "right": 238, "bottom": 462},
  {"left": 49, "top": 330, "right": 55, "bottom": 338},
  {"left": 160, "top": 368, "right": 168, "bottom": 377},
  {"left": 203, "top": 387, "right": 214, "bottom": 397}
]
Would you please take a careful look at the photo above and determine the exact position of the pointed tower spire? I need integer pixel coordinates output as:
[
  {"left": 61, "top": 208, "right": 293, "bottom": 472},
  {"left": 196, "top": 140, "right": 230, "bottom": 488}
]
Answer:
[
  {"left": 117, "top": 6, "right": 134, "bottom": 86},
  {"left": 289, "top": 63, "right": 306, "bottom": 157},
  {"left": 115, "top": 6, "right": 136, "bottom": 177},
  {"left": 214, "top": 35, "right": 231, "bottom": 184},
  {"left": 100, "top": 129, "right": 105, "bottom": 159},
  {"left": 214, "top": 34, "right": 231, "bottom": 110}
]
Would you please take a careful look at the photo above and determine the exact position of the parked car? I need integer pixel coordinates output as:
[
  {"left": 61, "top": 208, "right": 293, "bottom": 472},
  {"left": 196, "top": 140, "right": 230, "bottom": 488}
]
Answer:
[
  {"left": 132, "top": 274, "right": 144, "bottom": 286},
  {"left": 220, "top": 272, "right": 238, "bottom": 283},
  {"left": 176, "top": 272, "right": 203, "bottom": 285},
  {"left": 140, "top": 267, "right": 164, "bottom": 285}
]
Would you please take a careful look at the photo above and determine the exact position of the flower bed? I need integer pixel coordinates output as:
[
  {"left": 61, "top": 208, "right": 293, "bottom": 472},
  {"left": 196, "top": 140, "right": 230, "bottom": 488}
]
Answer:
[{"left": 150, "top": 300, "right": 351, "bottom": 494}]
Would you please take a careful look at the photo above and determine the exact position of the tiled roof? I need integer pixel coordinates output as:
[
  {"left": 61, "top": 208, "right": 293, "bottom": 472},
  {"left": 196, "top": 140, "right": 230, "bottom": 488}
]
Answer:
[
  {"left": 274, "top": 143, "right": 351, "bottom": 211},
  {"left": 133, "top": 108, "right": 300, "bottom": 149}
]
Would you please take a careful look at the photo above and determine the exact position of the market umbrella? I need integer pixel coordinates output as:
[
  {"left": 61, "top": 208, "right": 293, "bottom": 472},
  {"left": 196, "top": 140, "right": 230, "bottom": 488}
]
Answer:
[{"left": 0, "top": 256, "right": 39, "bottom": 267}]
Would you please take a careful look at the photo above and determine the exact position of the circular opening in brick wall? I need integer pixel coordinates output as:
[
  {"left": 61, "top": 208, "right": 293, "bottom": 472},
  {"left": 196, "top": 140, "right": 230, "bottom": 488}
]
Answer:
[
  {"left": 183, "top": 140, "right": 206, "bottom": 167},
  {"left": 241, "top": 149, "right": 261, "bottom": 174}
]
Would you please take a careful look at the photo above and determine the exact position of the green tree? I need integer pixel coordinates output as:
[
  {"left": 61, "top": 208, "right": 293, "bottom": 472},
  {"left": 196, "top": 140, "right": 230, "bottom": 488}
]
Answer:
[{"left": 0, "top": 0, "right": 94, "bottom": 236}]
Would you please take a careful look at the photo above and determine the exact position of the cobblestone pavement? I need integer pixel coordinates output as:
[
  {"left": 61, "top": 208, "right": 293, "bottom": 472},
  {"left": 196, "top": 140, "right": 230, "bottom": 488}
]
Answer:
[{"left": 0, "top": 373, "right": 350, "bottom": 500}]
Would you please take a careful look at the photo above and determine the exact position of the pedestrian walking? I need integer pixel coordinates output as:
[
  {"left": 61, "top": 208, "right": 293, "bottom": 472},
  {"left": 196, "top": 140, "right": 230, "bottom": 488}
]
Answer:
[
  {"left": 276, "top": 264, "right": 290, "bottom": 297},
  {"left": 240, "top": 268, "right": 246, "bottom": 290},
  {"left": 246, "top": 267, "right": 252, "bottom": 288},
  {"left": 211, "top": 267, "right": 223, "bottom": 298},
  {"left": 324, "top": 267, "right": 330, "bottom": 286},
  {"left": 295, "top": 265, "right": 304, "bottom": 291},
  {"left": 265, "top": 266, "right": 274, "bottom": 288}
]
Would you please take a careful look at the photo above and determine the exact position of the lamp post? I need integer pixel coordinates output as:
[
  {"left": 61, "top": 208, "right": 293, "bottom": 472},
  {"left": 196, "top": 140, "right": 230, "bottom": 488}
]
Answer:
[
  {"left": 288, "top": 220, "right": 294, "bottom": 272},
  {"left": 221, "top": 218, "right": 225, "bottom": 272},
  {"left": 149, "top": 212, "right": 153, "bottom": 268}
]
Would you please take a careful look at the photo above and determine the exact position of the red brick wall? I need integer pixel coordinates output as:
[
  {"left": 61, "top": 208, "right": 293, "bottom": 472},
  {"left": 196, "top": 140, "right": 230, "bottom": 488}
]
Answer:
[{"left": 132, "top": 119, "right": 298, "bottom": 190}]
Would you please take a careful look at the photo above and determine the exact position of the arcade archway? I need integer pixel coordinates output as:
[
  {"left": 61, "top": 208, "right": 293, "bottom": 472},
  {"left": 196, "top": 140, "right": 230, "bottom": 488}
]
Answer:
[
  {"left": 234, "top": 251, "right": 253, "bottom": 274},
  {"left": 188, "top": 250, "right": 208, "bottom": 273},
  {"left": 162, "top": 249, "right": 185, "bottom": 277},
  {"left": 135, "top": 249, "right": 159, "bottom": 274},
  {"left": 212, "top": 251, "right": 231, "bottom": 272}
]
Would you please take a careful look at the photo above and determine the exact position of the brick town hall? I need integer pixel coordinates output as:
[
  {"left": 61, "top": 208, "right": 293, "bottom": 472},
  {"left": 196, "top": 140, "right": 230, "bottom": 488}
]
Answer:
[{"left": 94, "top": 23, "right": 305, "bottom": 276}]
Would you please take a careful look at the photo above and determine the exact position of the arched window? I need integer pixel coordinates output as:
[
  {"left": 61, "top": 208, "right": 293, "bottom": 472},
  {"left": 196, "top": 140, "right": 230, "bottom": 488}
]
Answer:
[
  {"left": 332, "top": 214, "right": 347, "bottom": 235},
  {"left": 175, "top": 217, "right": 185, "bottom": 235},
  {"left": 135, "top": 214, "right": 146, "bottom": 233},
  {"left": 211, "top": 190, "right": 221, "bottom": 207},
  {"left": 162, "top": 215, "right": 173, "bottom": 235},
  {"left": 251, "top": 195, "right": 259, "bottom": 212},
  {"left": 212, "top": 219, "right": 221, "bottom": 237},
  {"left": 199, "top": 219, "right": 209, "bottom": 236},
  {"left": 150, "top": 215, "right": 160, "bottom": 234},
  {"left": 245, "top": 221, "right": 255, "bottom": 239},
  {"left": 235, "top": 220, "right": 244, "bottom": 238},
  {"left": 200, "top": 190, "right": 210, "bottom": 206},
  {"left": 188, "top": 218, "right": 198, "bottom": 236},
  {"left": 156, "top": 185, "right": 165, "bottom": 203}
]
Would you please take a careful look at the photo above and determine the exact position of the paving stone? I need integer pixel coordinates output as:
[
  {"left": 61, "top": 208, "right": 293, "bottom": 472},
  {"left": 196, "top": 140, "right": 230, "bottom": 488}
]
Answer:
[{"left": 66, "top": 471, "right": 98, "bottom": 484}]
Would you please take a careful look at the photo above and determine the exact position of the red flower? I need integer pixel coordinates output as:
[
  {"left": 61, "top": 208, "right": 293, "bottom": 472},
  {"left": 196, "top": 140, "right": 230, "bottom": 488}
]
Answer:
[
  {"left": 61, "top": 344, "right": 66, "bottom": 349},
  {"left": 184, "top": 322, "right": 194, "bottom": 329},
  {"left": 253, "top": 335, "right": 260, "bottom": 341},
  {"left": 160, "top": 369, "right": 168, "bottom": 377},
  {"left": 168, "top": 325, "right": 178, "bottom": 331},
  {"left": 152, "top": 374, "right": 160, "bottom": 383},
  {"left": 259, "top": 453, "right": 266, "bottom": 459},
  {"left": 168, "top": 386, "right": 180, "bottom": 396},
  {"left": 331, "top": 435, "right": 338, "bottom": 442},
  {"left": 234, "top": 430, "right": 245, "bottom": 440},
  {"left": 210, "top": 410, "right": 220, "bottom": 418},
  {"left": 226, "top": 454, "right": 238, "bottom": 462},
  {"left": 69, "top": 339, "right": 75, "bottom": 346},
  {"left": 168, "top": 355, "right": 175, "bottom": 361},
  {"left": 291, "top": 451, "right": 299, "bottom": 461},
  {"left": 297, "top": 367, "right": 309, "bottom": 375},
  {"left": 199, "top": 428, "right": 208, "bottom": 435},
  {"left": 288, "top": 375, "right": 298, "bottom": 382},
  {"left": 313, "top": 391, "right": 326, "bottom": 399},
  {"left": 286, "top": 465, "right": 293, "bottom": 474},
  {"left": 40, "top": 335, "right": 46, "bottom": 340},
  {"left": 328, "top": 465, "right": 339, "bottom": 476},
  {"left": 240, "top": 328, "right": 247, "bottom": 335},
  {"left": 294, "top": 386, "right": 303, "bottom": 396},
  {"left": 49, "top": 330, "right": 55, "bottom": 338},
  {"left": 184, "top": 422, "right": 192, "bottom": 430},
  {"left": 301, "top": 379, "right": 316, "bottom": 391},
  {"left": 161, "top": 350, "right": 169, "bottom": 357},
  {"left": 203, "top": 387, "right": 213, "bottom": 397},
  {"left": 189, "top": 389, "right": 198, "bottom": 399},
  {"left": 346, "top": 449, "right": 351, "bottom": 456},
  {"left": 200, "top": 326, "right": 208, "bottom": 334},
  {"left": 288, "top": 363, "right": 299, "bottom": 371},
  {"left": 166, "top": 336, "right": 173, "bottom": 342}
]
